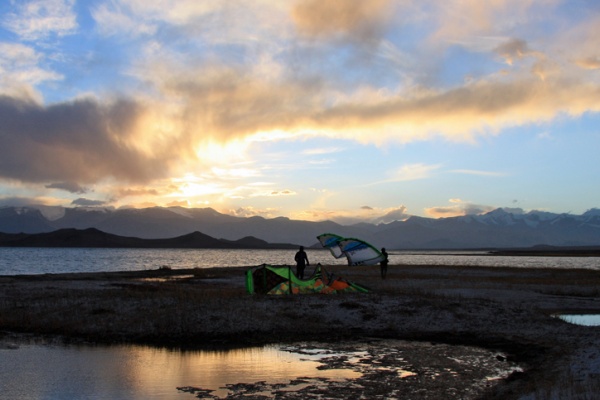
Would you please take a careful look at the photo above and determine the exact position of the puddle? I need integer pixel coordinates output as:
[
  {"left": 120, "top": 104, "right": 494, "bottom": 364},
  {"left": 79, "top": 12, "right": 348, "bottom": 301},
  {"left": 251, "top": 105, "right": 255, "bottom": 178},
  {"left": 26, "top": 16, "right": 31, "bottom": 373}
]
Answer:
[
  {"left": 557, "top": 314, "right": 600, "bottom": 326},
  {"left": 1, "top": 334, "right": 521, "bottom": 399},
  {"left": 138, "top": 274, "right": 195, "bottom": 282}
]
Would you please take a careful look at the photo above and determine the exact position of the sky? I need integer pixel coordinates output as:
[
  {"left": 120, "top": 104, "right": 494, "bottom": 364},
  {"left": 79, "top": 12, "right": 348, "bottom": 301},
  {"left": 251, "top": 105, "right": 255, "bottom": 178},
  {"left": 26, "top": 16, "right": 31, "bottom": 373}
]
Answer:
[{"left": 1, "top": 0, "right": 600, "bottom": 224}]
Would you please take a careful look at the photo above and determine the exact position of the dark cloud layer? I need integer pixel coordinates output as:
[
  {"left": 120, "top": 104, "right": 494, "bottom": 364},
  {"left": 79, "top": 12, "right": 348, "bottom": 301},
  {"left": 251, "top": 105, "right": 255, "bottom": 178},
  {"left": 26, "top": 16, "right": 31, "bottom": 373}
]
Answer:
[
  {"left": 45, "top": 181, "right": 88, "bottom": 194},
  {"left": 0, "top": 95, "right": 171, "bottom": 185},
  {"left": 71, "top": 197, "right": 107, "bottom": 206}
]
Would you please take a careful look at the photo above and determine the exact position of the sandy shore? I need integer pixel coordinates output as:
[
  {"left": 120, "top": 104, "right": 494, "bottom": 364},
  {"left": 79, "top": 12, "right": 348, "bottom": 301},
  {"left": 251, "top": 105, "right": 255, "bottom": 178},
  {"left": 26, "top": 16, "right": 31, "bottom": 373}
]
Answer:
[{"left": 1, "top": 264, "right": 600, "bottom": 398}]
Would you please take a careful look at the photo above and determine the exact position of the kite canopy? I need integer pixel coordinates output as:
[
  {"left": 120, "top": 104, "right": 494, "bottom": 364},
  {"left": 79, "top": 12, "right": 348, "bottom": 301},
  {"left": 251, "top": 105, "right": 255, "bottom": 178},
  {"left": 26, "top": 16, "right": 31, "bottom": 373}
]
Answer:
[
  {"left": 317, "top": 233, "right": 385, "bottom": 266},
  {"left": 317, "top": 233, "right": 345, "bottom": 259},
  {"left": 246, "top": 264, "right": 369, "bottom": 295}
]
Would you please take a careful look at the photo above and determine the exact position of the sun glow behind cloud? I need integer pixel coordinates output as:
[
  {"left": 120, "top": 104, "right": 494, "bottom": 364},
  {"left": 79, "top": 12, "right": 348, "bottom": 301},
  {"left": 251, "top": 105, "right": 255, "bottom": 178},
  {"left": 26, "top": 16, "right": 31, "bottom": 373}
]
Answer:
[{"left": 173, "top": 174, "right": 220, "bottom": 195}]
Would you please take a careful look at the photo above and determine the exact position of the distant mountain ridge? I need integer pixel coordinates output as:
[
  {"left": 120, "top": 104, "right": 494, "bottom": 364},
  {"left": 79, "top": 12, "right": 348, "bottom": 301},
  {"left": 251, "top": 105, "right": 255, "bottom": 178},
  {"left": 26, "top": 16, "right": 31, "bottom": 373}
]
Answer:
[
  {"left": 1, "top": 205, "right": 600, "bottom": 249},
  {"left": 0, "top": 228, "right": 297, "bottom": 249}
]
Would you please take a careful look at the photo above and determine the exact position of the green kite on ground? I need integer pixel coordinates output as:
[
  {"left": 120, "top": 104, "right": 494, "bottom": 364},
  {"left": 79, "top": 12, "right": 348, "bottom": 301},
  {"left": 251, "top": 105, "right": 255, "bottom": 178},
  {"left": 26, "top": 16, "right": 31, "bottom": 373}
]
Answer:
[{"left": 246, "top": 264, "right": 369, "bottom": 295}]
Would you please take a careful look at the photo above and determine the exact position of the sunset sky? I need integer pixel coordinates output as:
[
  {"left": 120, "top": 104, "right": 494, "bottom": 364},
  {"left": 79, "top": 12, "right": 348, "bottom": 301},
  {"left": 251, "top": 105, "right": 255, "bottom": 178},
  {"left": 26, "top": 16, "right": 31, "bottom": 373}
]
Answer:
[{"left": 1, "top": 0, "right": 599, "bottom": 224}]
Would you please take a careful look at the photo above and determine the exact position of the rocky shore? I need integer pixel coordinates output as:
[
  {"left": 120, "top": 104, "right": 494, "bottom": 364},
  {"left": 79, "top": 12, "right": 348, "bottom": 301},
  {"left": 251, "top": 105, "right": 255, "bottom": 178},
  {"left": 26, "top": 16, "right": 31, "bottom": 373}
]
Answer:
[{"left": 1, "top": 264, "right": 600, "bottom": 399}]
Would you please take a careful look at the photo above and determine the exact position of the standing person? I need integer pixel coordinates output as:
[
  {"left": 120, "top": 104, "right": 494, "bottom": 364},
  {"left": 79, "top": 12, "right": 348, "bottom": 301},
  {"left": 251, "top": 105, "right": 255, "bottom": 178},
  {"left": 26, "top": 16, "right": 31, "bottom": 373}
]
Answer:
[
  {"left": 380, "top": 247, "right": 389, "bottom": 279},
  {"left": 294, "top": 246, "right": 309, "bottom": 279}
]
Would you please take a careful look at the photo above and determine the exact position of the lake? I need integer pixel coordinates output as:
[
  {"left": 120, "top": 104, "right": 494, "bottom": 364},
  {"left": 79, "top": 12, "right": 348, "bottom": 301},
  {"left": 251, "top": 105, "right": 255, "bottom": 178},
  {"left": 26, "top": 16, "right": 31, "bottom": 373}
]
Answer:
[{"left": 0, "top": 247, "right": 599, "bottom": 275}]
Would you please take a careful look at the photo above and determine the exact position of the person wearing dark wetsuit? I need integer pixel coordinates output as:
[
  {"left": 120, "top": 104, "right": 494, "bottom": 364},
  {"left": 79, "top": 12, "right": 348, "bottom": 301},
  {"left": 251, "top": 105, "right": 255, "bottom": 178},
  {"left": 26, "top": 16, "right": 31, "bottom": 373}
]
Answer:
[{"left": 294, "top": 246, "right": 309, "bottom": 279}]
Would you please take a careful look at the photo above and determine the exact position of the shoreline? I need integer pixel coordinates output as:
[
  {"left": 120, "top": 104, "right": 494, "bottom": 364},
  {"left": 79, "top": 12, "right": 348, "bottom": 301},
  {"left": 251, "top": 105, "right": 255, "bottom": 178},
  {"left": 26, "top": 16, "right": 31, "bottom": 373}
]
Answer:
[{"left": 2, "top": 264, "right": 600, "bottom": 398}]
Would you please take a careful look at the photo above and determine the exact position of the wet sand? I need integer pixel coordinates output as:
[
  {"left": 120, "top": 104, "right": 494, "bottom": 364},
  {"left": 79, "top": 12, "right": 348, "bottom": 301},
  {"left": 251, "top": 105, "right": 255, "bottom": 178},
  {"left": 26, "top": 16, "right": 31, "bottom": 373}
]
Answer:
[{"left": 1, "top": 264, "right": 600, "bottom": 398}]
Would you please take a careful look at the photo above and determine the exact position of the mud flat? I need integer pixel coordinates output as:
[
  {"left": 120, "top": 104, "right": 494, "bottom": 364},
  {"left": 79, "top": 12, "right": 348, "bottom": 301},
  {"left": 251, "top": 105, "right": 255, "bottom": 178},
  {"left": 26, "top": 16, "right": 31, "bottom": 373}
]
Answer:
[{"left": 1, "top": 264, "right": 600, "bottom": 399}]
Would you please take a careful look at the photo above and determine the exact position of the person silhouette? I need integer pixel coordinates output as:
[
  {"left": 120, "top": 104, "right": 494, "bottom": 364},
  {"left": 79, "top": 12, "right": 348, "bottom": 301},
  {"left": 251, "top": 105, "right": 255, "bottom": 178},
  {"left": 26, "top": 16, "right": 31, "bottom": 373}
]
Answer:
[
  {"left": 294, "top": 246, "right": 309, "bottom": 279},
  {"left": 380, "top": 247, "right": 389, "bottom": 279}
]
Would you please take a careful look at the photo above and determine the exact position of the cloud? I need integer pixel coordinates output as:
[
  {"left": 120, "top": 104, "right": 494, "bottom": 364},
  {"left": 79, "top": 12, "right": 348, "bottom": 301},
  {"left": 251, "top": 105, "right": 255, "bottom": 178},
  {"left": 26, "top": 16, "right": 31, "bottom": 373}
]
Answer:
[
  {"left": 293, "top": 205, "right": 410, "bottom": 224},
  {"left": 5, "top": 66, "right": 598, "bottom": 196},
  {"left": 494, "top": 38, "right": 543, "bottom": 66},
  {"left": 392, "top": 163, "right": 440, "bottom": 181},
  {"left": 450, "top": 169, "right": 507, "bottom": 177},
  {"left": 366, "top": 163, "right": 441, "bottom": 187},
  {"left": 92, "top": 0, "right": 289, "bottom": 45},
  {"left": 18, "top": 70, "right": 600, "bottom": 171},
  {"left": 268, "top": 190, "right": 296, "bottom": 197},
  {"left": 0, "top": 43, "right": 62, "bottom": 99},
  {"left": 244, "top": 188, "right": 297, "bottom": 198},
  {"left": 154, "top": 66, "right": 321, "bottom": 142},
  {"left": 2, "top": 0, "right": 77, "bottom": 41},
  {"left": 432, "top": 0, "right": 553, "bottom": 44},
  {"left": 71, "top": 198, "right": 107, "bottom": 207},
  {"left": 166, "top": 200, "right": 189, "bottom": 207},
  {"left": 77, "top": 3, "right": 600, "bottom": 151},
  {"left": 309, "top": 77, "right": 600, "bottom": 144},
  {"left": 576, "top": 56, "right": 600, "bottom": 70},
  {"left": 559, "top": 12, "right": 600, "bottom": 72},
  {"left": 292, "top": 0, "right": 393, "bottom": 44},
  {"left": 228, "top": 206, "right": 281, "bottom": 219},
  {"left": 302, "top": 147, "right": 345, "bottom": 155},
  {"left": 424, "top": 199, "right": 496, "bottom": 218},
  {"left": 134, "top": 2, "right": 600, "bottom": 148},
  {"left": 93, "top": 0, "right": 220, "bottom": 31},
  {"left": 372, "top": 206, "right": 411, "bottom": 224},
  {"left": 117, "top": 187, "right": 161, "bottom": 197},
  {"left": 502, "top": 207, "right": 525, "bottom": 214},
  {"left": 92, "top": 2, "right": 158, "bottom": 37},
  {"left": 536, "top": 131, "right": 554, "bottom": 140},
  {"left": 0, "top": 95, "right": 180, "bottom": 184},
  {"left": 45, "top": 182, "right": 88, "bottom": 194}
]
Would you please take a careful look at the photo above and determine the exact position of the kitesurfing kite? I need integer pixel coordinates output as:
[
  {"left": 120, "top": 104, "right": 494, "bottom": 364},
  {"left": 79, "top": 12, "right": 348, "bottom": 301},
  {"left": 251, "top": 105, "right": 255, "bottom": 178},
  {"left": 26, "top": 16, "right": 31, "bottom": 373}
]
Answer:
[
  {"left": 246, "top": 263, "right": 369, "bottom": 295},
  {"left": 317, "top": 233, "right": 385, "bottom": 266},
  {"left": 317, "top": 233, "right": 345, "bottom": 259}
]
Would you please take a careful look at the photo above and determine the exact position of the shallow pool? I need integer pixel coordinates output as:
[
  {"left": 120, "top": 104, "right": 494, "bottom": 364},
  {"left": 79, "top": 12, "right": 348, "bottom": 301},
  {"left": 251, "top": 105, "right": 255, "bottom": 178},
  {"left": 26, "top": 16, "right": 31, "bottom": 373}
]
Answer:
[
  {"left": 557, "top": 314, "right": 600, "bottom": 326},
  {"left": 0, "top": 334, "right": 520, "bottom": 399}
]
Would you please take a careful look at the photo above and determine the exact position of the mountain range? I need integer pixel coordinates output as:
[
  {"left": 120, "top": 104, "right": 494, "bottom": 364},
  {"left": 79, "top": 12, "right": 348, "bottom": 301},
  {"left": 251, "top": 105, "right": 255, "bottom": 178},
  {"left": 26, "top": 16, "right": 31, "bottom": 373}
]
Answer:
[
  {"left": 0, "top": 228, "right": 297, "bottom": 249},
  {"left": 1, "top": 205, "right": 600, "bottom": 249}
]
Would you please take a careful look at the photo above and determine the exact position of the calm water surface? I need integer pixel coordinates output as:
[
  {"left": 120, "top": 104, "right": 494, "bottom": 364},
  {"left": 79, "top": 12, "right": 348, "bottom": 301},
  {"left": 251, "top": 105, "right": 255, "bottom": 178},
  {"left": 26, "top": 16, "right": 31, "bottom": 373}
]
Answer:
[
  {"left": 0, "top": 337, "right": 358, "bottom": 399},
  {"left": 0, "top": 248, "right": 599, "bottom": 275},
  {"left": 558, "top": 314, "right": 600, "bottom": 326},
  {"left": 0, "top": 248, "right": 348, "bottom": 275},
  {"left": 0, "top": 336, "right": 517, "bottom": 399}
]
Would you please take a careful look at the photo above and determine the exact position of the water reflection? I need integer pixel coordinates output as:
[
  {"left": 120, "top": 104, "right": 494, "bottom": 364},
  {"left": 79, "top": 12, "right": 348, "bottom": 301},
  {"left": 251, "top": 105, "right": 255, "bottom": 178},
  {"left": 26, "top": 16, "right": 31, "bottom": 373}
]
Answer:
[
  {"left": 558, "top": 314, "right": 600, "bottom": 326},
  {"left": 1, "top": 335, "right": 522, "bottom": 399},
  {"left": 0, "top": 336, "right": 359, "bottom": 399}
]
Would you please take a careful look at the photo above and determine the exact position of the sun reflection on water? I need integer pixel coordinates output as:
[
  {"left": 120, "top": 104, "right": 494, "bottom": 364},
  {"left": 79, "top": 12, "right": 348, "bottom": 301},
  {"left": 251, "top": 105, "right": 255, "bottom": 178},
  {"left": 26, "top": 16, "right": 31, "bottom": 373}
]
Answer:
[{"left": 0, "top": 338, "right": 362, "bottom": 399}]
